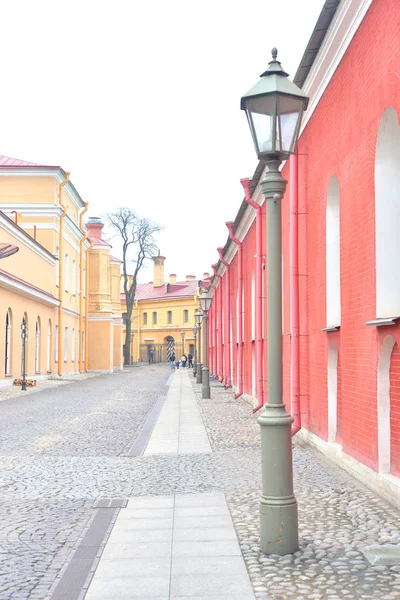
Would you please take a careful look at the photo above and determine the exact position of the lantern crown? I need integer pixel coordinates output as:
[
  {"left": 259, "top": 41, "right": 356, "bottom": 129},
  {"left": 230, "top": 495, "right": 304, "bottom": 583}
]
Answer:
[{"left": 241, "top": 49, "right": 309, "bottom": 161}]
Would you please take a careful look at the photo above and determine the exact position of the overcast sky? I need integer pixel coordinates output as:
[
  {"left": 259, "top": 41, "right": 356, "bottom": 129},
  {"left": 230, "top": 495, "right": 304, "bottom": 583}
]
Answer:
[{"left": 0, "top": 0, "right": 323, "bottom": 282}]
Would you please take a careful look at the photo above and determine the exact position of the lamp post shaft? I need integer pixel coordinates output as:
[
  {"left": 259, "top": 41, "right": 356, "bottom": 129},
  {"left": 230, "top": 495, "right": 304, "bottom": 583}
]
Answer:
[
  {"left": 193, "top": 331, "right": 197, "bottom": 376},
  {"left": 201, "top": 313, "right": 210, "bottom": 399},
  {"left": 196, "top": 322, "right": 202, "bottom": 384},
  {"left": 258, "top": 159, "right": 298, "bottom": 555}
]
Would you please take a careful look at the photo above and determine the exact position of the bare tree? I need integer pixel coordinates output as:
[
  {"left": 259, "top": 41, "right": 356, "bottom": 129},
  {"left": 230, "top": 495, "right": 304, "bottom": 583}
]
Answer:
[{"left": 106, "top": 207, "right": 162, "bottom": 366}]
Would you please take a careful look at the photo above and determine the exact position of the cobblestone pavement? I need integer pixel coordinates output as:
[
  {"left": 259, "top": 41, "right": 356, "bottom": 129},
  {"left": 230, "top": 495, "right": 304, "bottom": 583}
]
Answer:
[
  {"left": 2, "top": 365, "right": 400, "bottom": 599},
  {"left": 195, "top": 381, "right": 400, "bottom": 600},
  {"left": 0, "top": 366, "right": 169, "bottom": 599}
]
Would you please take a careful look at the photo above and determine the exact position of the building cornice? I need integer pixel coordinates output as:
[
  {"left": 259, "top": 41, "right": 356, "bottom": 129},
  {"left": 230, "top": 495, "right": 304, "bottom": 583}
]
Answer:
[
  {"left": 0, "top": 167, "right": 85, "bottom": 210},
  {"left": 62, "top": 307, "right": 80, "bottom": 319},
  {"left": 0, "top": 212, "right": 56, "bottom": 265},
  {"left": 300, "top": 0, "right": 374, "bottom": 134},
  {"left": 0, "top": 271, "right": 59, "bottom": 307}
]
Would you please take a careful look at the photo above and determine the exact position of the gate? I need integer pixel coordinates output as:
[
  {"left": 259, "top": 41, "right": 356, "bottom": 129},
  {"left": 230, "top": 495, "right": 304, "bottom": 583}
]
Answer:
[{"left": 140, "top": 343, "right": 171, "bottom": 363}]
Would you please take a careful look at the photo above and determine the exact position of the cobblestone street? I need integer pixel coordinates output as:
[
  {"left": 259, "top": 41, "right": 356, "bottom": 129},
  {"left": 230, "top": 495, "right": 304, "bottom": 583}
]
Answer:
[{"left": 1, "top": 365, "right": 400, "bottom": 598}]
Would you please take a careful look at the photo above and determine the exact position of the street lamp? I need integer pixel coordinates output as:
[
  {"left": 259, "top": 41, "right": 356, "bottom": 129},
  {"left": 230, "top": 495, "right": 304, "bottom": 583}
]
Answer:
[
  {"left": 241, "top": 48, "right": 309, "bottom": 555},
  {"left": 195, "top": 308, "right": 203, "bottom": 384},
  {"left": 180, "top": 330, "right": 185, "bottom": 356},
  {"left": 199, "top": 290, "right": 212, "bottom": 399},
  {"left": 21, "top": 317, "right": 28, "bottom": 391},
  {"left": 192, "top": 325, "right": 198, "bottom": 377}
]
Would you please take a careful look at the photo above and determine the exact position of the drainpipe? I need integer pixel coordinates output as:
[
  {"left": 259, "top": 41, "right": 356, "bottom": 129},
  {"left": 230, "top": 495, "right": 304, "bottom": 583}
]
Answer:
[
  {"left": 33, "top": 225, "right": 37, "bottom": 241},
  {"left": 217, "top": 247, "right": 231, "bottom": 388},
  {"left": 207, "top": 281, "right": 217, "bottom": 378},
  {"left": 212, "top": 264, "right": 224, "bottom": 383},
  {"left": 11, "top": 211, "right": 18, "bottom": 225},
  {"left": 84, "top": 239, "right": 92, "bottom": 371},
  {"left": 290, "top": 153, "right": 301, "bottom": 436},
  {"left": 241, "top": 178, "right": 265, "bottom": 412},
  {"left": 226, "top": 221, "right": 243, "bottom": 399},
  {"left": 58, "top": 172, "right": 70, "bottom": 376},
  {"left": 79, "top": 202, "right": 89, "bottom": 373}
]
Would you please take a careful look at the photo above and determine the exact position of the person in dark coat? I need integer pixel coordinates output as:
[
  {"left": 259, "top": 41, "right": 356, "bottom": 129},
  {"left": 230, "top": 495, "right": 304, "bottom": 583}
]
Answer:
[
  {"left": 170, "top": 353, "right": 176, "bottom": 370},
  {"left": 188, "top": 353, "right": 193, "bottom": 368}
]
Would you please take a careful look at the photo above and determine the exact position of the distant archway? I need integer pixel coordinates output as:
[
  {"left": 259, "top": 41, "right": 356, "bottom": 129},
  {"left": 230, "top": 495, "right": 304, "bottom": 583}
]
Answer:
[
  {"left": 378, "top": 335, "right": 396, "bottom": 473},
  {"left": 327, "top": 342, "right": 339, "bottom": 442},
  {"left": 5, "top": 309, "right": 12, "bottom": 376},
  {"left": 165, "top": 336, "right": 175, "bottom": 359}
]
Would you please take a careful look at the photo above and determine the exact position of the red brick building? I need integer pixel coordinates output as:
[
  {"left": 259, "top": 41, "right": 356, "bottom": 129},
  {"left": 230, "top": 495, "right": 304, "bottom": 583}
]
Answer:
[{"left": 209, "top": 0, "right": 400, "bottom": 506}]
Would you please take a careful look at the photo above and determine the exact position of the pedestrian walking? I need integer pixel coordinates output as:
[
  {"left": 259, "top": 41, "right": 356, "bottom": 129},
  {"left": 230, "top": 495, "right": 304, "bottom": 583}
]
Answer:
[
  {"left": 188, "top": 352, "right": 193, "bottom": 368},
  {"left": 181, "top": 354, "right": 187, "bottom": 368},
  {"left": 170, "top": 353, "right": 176, "bottom": 370}
]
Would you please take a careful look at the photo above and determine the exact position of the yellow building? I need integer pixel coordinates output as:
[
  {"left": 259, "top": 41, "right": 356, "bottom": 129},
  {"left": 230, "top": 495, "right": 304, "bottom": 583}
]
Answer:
[
  {"left": 0, "top": 154, "right": 123, "bottom": 384},
  {"left": 121, "top": 255, "right": 208, "bottom": 363}
]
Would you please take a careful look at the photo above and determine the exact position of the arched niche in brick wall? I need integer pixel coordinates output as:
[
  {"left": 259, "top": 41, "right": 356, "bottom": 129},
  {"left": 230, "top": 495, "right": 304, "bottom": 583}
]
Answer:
[
  {"left": 378, "top": 334, "right": 396, "bottom": 473},
  {"left": 327, "top": 341, "right": 338, "bottom": 442},
  {"left": 375, "top": 107, "right": 400, "bottom": 318},
  {"left": 326, "top": 176, "right": 341, "bottom": 327}
]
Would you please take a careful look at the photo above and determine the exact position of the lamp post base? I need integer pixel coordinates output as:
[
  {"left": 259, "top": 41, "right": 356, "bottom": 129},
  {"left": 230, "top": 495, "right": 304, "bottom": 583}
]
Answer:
[
  {"left": 258, "top": 403, "right": 298, "bottom": 555},
  {"left": 196, "top": 363, "right": 202, "bottom": 384},
  {"left": 201, "top": 365, "right": 210, "bottom": 399}
]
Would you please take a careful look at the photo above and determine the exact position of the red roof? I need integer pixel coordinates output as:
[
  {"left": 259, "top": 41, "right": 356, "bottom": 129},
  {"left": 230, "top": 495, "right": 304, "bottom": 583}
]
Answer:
[
  {"left": 121, "top": 279, "right": 199, "bottom": 302},
  {"left": 0, "top": 154, "right": 42, "bottom": 167},
  {"left": 110, "top": 255, "right": 122, "bottom": 263},
  {"left": 89, "top": 236, "right": 112, "bottom": 248}
]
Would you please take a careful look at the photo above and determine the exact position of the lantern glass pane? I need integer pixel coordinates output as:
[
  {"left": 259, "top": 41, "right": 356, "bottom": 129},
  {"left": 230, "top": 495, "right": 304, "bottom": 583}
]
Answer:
[
  {"left": 277, "top": 95, "right": 304, "bottom": 153},
  {"left": 245, "top": 95, "right": 277, "bottom": 154}
]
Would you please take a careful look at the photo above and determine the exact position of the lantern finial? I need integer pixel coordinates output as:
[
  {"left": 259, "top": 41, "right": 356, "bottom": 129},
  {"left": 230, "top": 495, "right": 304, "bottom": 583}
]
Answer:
[{"left": 271, "top": 47, "right": 278, "bottom": 60}]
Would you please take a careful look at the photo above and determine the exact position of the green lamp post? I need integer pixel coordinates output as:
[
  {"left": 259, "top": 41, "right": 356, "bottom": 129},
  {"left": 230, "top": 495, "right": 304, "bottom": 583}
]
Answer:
[
  {"left": 192, "top": 325, "right": 198, "bottom": 377},
  {"left": 199, "top": 290, "right": 212, "bottom": 399},
  {"left": 241, "top": 48, "right": 309, "bottom": 555},
  {"left": 195, "top": 308, "right": 203, "bottom": 384}
]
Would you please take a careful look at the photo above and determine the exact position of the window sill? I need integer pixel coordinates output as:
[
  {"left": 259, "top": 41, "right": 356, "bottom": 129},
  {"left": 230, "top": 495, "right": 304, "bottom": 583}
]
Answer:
[
  {"left": 5, "top": 373, "right": 12, "bottom": 378},
  {"left": 35, "top": 371, "right": 40, "bottom": 375},
  {"left": 321, "top": 325, "right": 340, "bottom": 332},
  {"left": 365, "top": 317, "right": 400, "bottom": 327}
]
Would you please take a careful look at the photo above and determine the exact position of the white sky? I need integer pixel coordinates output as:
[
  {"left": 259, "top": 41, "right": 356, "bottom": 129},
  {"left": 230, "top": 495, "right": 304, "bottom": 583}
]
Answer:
[{"left": 0, "top": 0, "right": 324, "bottom": 282}]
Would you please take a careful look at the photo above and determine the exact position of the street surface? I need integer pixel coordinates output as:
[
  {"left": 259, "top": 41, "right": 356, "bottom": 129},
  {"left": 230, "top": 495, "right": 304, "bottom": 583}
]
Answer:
[{"left": 0, "top": 365, "right": 399, "bottom": 598}]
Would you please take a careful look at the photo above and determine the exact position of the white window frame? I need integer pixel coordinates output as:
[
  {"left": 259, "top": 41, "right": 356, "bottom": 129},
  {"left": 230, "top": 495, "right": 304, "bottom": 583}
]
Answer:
[
  {"left": 64, "top": 327, "right": 68, "bottom": 362},
  {"left": 71, "top": 328, "right": 75, "bottom": 362},
  {"left": 72, "top": 260, "right": 76, "bottom": 295},
  {"left": 35, "top": 320, "right": 40, "bottom": 374},
  {"left": 65, "top": 254, "right": 69, "bottom": 292},
  {"left": 55, "top": 246, "right": 60, "bottom": 287},
  {"left": 55, "top": 325, "right": 59, "bottom": 362}
]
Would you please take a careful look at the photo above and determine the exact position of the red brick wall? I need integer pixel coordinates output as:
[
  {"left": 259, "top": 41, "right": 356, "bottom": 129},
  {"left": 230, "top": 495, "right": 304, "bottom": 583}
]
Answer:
[
  {"left": 279, "top": 0, "right": 400, "bottom": 470},
  {"left": 390, "top": 343, "right": 400, "bottom": 476}
]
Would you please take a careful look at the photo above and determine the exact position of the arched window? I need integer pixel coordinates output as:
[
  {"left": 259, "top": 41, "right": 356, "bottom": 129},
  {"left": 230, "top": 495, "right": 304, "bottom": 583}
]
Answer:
[
  {"left": 35, "top": 318, "right": 41, "bottom": 374},
  {"left": 375, "top": 107, "right": 400, "bottom": 317},
  {"left": 5, "top": 309, "right": 12, "bottom": 376},
  {"left": 47, "top": 320, "right": 52, "bottom": 373},
  {"left": 326, "top": 175, "right": 341, "bottom": 326}
]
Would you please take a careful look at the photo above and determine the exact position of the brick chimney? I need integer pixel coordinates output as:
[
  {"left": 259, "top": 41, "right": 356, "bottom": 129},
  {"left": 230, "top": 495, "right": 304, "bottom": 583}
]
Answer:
[
  {"left": 152, "top": 252, "right": 166, "bottom": 287},
  {"left": 86, "top": 216, "right": 104, "bottom": 241},
  {"left": 186, "top": 275, "right": 196, "bottom": 281},
  {"left": 169, "top": 274, "right": 177, "bottom": 284}
]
